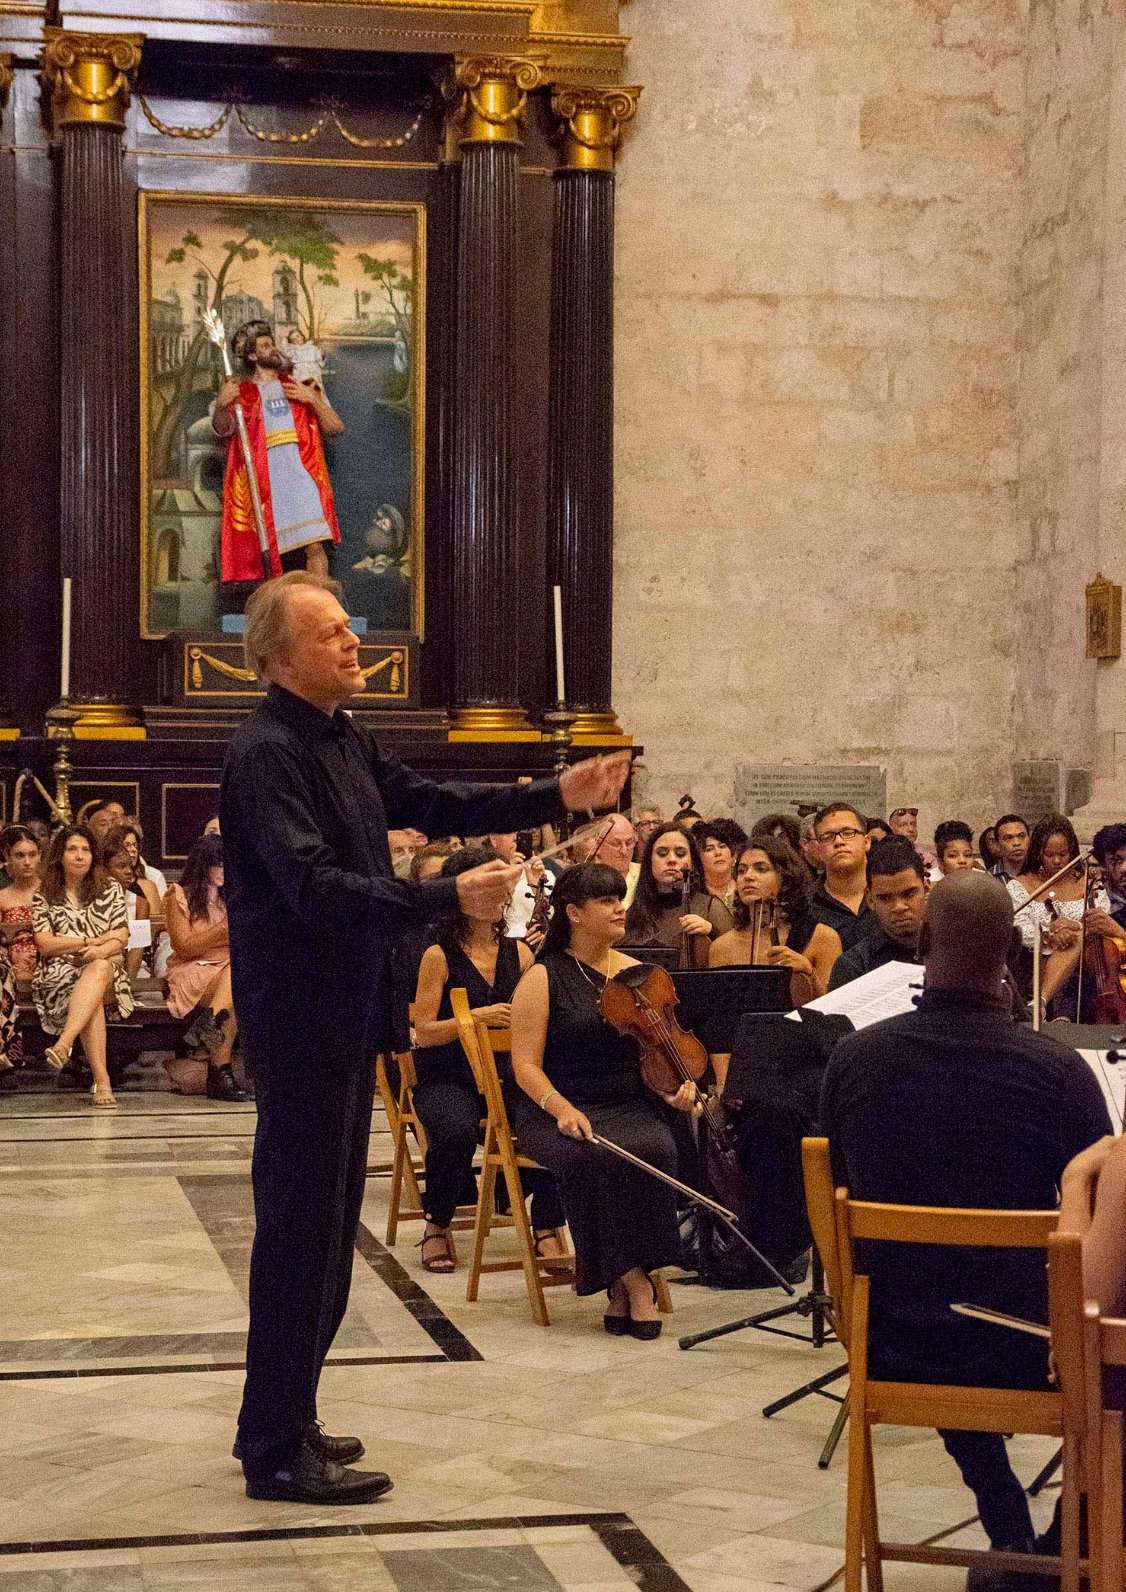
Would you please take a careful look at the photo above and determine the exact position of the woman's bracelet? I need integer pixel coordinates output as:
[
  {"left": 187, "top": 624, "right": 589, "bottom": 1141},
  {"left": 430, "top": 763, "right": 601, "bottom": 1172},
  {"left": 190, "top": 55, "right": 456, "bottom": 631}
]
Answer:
[{"left": 539, "top": 1086, "right": 559, "bottom": 1113}]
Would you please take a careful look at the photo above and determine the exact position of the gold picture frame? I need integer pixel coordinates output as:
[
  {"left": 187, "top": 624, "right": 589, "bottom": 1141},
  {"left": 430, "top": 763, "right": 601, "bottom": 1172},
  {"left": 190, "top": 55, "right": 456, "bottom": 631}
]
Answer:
[{"left": 138, "top": 190, "right": 426, "bottom": 644}]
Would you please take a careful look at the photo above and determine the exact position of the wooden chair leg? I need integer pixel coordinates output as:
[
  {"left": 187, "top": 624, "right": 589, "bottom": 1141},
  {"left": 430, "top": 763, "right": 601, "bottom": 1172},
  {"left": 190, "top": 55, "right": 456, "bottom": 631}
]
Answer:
[
  {"left": 466, "top": 1131, "right": 498, "bottom": 1305},
  {"left": 1099, "top": 1411, "right": 1123, "bottom": 1592},
  {"left": 653, "top": 1273, "right": 672, "bottom": 1314},
  {"left": 1058, "top": 1431, "right": 1081, "bottom": 1592},
  {"left": 385, "top": 1115, "right": 409, "bottom": 1246},
  {"left": 861, "top": 1427, "right": 883, "bottom": 1592},
  {"left": 845, "top": 1399, "right": 867, "bottom": 1592},
  {"left": 502, "top": 1150, "right": 550, "bottom": 1327}
]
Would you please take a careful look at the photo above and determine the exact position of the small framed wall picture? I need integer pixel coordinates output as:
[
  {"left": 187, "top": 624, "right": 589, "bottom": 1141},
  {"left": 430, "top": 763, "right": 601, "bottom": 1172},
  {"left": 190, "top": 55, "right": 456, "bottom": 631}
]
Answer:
[{"left": 1086, "top": 573, "right": 1122, "bottom": 660}]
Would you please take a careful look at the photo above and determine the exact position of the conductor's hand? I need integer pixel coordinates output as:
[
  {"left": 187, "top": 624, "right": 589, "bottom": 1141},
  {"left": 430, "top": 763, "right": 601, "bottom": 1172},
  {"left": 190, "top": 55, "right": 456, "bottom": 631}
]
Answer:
[
  {"left": 554, "top": 1102, "right": 593, "bottom": 1141},
  {"left": 559, "top": 752, "right": 631, "bottom": 813},
  {"left": 455, "top": 858, "right": 521, "bottom": 919}
]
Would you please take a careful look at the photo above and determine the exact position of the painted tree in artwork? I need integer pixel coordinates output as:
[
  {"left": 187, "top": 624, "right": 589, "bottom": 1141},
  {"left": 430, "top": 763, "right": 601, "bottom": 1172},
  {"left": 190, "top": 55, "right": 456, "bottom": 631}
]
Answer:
[{"left": 357, "top": 253, "right": 414, "bottom": 403}]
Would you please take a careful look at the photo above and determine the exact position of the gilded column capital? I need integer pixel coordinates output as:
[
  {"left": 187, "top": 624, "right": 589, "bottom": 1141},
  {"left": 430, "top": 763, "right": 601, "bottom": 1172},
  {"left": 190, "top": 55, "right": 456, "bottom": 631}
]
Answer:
[
  {"left": 551, "top": 86, "right": 641, "bottom": 172},
  {"left": 42, "top": 29, "right": 143, "bottom": 131},
  {"left": 449, "top": 54, "right": 544, "bottom": 146},
  {"left": 0, "top": 55, "right": 14, "bottom": 110}
]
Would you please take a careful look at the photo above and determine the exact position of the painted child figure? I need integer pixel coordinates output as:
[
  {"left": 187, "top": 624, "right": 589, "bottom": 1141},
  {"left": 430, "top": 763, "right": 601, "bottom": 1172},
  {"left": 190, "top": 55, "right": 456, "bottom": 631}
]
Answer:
[{"left": 285, "top": 328, "right": 326, "bottom": 393}]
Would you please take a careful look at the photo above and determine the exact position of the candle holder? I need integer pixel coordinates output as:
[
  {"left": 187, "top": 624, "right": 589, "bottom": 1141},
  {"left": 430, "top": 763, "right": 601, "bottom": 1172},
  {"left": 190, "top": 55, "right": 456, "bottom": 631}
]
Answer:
[{"left": 45, "top": 702, "right": 80, "bottom": 827}]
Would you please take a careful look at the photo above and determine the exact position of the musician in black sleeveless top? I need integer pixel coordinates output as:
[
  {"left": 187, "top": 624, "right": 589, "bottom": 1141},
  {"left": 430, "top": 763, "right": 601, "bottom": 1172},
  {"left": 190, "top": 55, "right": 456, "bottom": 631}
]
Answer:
[
  {"left": 412, "top": 846, "right": 564, "bottom": 1273},
  {"left": 510, "top": 863, "right": 696, "bottom": 1339},
  {"left": 709, "top": 836, "right": 842, "bottom": 1012}
]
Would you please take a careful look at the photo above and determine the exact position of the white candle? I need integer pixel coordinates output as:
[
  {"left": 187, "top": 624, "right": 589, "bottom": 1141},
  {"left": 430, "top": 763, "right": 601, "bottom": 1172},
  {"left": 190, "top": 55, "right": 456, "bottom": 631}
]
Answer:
[
  {"left": 1032, "top": 920, "right": 1042, "bottom": 1031},
  {"left": 60, "top": 577, "right": 72, "bottom": 702},
  {"left": 552, "top": 584, "right": 566, "bottom": 705}
]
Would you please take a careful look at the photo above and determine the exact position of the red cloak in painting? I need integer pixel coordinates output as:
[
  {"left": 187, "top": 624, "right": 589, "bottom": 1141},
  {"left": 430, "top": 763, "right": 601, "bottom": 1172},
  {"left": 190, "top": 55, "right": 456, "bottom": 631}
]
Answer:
[{"left": 219, "top": 381, "right": 342, "bottom": 583}]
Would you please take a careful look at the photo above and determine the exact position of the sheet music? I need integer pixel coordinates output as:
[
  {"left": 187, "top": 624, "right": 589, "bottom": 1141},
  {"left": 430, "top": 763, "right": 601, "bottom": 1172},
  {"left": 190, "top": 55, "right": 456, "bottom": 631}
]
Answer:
[
  {"left": 1079, "top": 1049, "right": 1125, "bottom": 1133},
  {"left": 785, "top": 960, "right": 921, "bottom": 1030}
]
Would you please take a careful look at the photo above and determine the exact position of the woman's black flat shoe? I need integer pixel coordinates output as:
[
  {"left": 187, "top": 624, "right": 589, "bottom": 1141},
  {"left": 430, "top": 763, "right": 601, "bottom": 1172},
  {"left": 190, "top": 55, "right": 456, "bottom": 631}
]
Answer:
[
  {"left": 603, "top": 1312, "right": 632, "bottom": 1336},
  {"left": 628, "top": 1318, "right": 662, "bottom": 1341}
]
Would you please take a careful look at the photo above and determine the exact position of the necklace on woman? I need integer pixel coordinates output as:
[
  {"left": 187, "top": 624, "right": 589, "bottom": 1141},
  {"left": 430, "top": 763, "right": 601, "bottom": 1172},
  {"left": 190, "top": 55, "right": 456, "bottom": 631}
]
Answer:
[{"left": 567, "top": 950, "right": 611, "bottom": 990}]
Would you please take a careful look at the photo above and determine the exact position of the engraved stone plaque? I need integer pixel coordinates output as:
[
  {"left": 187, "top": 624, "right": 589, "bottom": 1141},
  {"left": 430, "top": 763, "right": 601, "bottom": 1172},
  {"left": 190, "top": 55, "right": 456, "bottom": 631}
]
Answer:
[
  {"left": 1010, "top": 762, "right": 1064, "bottom": 823},
  {"left": 733, "top": 764, "right": 887, "bottom": 829}
]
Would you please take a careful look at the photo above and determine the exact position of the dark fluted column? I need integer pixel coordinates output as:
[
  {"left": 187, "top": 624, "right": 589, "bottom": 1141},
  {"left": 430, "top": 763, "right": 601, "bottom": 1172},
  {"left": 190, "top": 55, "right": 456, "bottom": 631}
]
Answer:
[
  {"left": 426, "top": 97, "right": 461, "bottom": 712},
  {"left": 0, "top": 56, "right": 17, "bottom": 740},
  {"left": 547, "top": 87, "right": 639, "bottom": 742},
  {"left": 43, "top": 29, "right": 144, "bottom": 737},
  {"left": 448, "top": 55, "right": 541, "bottom": 739}
]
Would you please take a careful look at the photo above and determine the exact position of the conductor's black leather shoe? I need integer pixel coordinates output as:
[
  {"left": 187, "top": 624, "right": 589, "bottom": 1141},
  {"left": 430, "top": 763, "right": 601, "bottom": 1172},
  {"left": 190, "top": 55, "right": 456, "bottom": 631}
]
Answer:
[
  {"left": 206, "top": 1064, "right": 248, "bottom": 1103},
  {"left": 244, "top": 1439, "right": 392, "bottom": 1504},
  {"left": 233, "top": 1422, "right": 365, "bottom": 1465}
]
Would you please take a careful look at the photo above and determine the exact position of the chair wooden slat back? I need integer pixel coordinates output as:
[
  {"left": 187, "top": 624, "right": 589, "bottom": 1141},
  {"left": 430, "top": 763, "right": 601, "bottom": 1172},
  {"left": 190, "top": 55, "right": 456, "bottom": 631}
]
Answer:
[
  {"left": 801, "top": 1137, "right": 1078, "bottom": 1592},
  {"left": 459, "top": 1015, "right": 574, "bottom": 1325}
]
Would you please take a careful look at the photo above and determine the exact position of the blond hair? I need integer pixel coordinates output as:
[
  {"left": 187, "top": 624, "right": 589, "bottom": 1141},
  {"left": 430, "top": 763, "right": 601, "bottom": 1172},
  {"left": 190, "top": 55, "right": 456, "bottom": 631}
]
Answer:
[{"left": 243, "top": 570, "right": 342, "bottom": 680}]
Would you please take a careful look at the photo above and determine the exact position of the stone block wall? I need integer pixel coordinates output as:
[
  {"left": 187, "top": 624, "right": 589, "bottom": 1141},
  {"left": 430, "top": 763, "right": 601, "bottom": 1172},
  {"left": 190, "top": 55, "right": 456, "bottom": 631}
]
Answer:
[{"left": 614, "top": 0, "right": 1115, "bottom": 833}]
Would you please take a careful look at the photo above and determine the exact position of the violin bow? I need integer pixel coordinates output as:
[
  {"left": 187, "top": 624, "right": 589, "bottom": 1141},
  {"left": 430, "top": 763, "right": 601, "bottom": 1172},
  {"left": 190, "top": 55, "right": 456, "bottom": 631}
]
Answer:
[
  {"left": 588, "top": 1132, "right": 795, "bottom": 1296},
  {"left": 1010, "top": 846, "right": 1095, "bottom": 916}
]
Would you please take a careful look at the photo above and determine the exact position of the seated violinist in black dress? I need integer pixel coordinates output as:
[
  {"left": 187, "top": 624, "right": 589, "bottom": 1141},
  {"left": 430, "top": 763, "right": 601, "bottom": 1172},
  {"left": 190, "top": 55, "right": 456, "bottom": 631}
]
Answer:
[
  {"left": 412, "top": 846, "right": 565, "bottom": 1273},
  {"left": 709, "top": 837, "right": 842, "bottom": 1009},
  {"left": 510, "top": 862, "right": 698, "bottom": 1339}
]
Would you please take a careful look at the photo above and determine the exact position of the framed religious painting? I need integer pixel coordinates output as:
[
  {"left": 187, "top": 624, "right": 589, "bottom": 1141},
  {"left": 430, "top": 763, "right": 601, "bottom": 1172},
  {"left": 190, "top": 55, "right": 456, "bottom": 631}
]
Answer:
[{"left": 137, "top": 192, "right": 425, "bottom": 664}]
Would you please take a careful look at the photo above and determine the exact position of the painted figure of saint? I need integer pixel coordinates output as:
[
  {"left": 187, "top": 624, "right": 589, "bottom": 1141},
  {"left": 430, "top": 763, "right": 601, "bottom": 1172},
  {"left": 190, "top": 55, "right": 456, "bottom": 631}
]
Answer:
[{"left": 213, "top": 319, "right": 344, "bottom": 582}]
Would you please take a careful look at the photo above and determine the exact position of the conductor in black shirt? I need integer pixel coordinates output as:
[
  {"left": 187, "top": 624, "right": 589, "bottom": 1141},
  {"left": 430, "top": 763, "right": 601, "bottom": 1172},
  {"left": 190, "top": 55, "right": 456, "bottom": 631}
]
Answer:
[
  {"left": 821, "top": 871, "right": 1111, "bottom": 1560},
  {"left": 220, "top": 572, "right": 629, "bottom": 1503}
]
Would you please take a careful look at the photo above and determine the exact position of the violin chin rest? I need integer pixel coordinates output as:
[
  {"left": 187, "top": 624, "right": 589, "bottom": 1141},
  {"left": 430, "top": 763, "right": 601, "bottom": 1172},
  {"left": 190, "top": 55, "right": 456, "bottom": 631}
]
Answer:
[{"left": 615, "top": 965, "right": 652, "bottom": 989}]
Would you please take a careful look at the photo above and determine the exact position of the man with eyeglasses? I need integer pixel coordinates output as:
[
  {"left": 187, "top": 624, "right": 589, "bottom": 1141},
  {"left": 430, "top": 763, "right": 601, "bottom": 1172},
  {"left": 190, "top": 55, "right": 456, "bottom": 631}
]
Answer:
[{"left": 809, "top": 802, "right": 877, "bottom": 950}]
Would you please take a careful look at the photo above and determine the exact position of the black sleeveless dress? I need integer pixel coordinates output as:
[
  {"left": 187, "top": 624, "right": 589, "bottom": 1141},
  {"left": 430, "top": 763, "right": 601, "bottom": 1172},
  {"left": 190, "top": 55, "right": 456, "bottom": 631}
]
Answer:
[
  {"left": 512, "top": 952, "right": 683, "bottom": 1295},
  {"left": 415, "top": 937, "right": 522, "bottom": 1089}
]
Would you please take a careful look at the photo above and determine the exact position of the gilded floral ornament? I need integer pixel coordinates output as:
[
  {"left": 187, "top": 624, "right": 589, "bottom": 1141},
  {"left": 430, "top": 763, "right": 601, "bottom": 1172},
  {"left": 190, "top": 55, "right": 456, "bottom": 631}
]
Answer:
[
  {"left": 450, "top": 54, "right": 545, "bottom": 144},
  {"left": 551, "top": 85, "right": 640, "bottom": 170},
  {"left": 42, "top": 29, "right": 143, "bottom": 130}
]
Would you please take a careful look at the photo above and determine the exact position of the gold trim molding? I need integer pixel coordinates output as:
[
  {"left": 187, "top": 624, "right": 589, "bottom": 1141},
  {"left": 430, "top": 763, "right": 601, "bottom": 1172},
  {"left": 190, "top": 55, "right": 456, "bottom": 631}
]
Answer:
[
  {"left": 452, "top": 53, "right": 543, "bottom": 144},
  {"left": 551, "top": 83, "right": 638, "bottom": 169},
  {"left": 42, "top": 28, "right": 142, "bottom": 130}
]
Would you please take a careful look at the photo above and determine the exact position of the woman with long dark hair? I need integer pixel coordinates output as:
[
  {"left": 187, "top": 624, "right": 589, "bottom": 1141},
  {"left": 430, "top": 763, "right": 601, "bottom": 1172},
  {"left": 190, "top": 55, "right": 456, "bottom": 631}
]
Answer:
[
  {"left": 163, "top": 833, "right": 246, "bottom": 1101},
  {"left": 624, "top": 823, "right": 733, "bottom": 966},
  {"left": 710, "top": 836, "right": 842, "bottom": 1006},
  {"left": 510, "top": 863, "right": 695, "bottom": 1339},
  {"left": 1007, "top": 815, "right": 1106, "bottom": 1015},
  {"left": 33, "top": 824, "right": 133, "bottom": 1106},
  {"left": 411, "top": 845, "right": 563, "bottom": 1273}
]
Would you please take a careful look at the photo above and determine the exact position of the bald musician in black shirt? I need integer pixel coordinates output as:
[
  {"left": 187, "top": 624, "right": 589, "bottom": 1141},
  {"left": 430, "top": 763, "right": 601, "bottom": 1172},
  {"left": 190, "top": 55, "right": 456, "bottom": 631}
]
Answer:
[
  {"left": 221, "top": 572, "right": 629, "bottom": 1504},
  {"left": 821, "top": 872, "right": 1110, "bottom": 1561}
]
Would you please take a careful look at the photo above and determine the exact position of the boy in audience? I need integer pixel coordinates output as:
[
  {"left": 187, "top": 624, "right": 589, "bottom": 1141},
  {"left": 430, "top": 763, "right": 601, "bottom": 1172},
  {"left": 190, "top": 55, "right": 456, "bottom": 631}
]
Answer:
[
  {"left": 827, "top": 837, "right": 927, "bottom": 988},
  {"left": 991, "top": 813, "right": 1030, "bottom": 881},
  {"left": 822, "top": 872, "right": 1110, "bottom": 1569},
  {"left": 810, "top": 802, "right": 876, "bottom": 949}
]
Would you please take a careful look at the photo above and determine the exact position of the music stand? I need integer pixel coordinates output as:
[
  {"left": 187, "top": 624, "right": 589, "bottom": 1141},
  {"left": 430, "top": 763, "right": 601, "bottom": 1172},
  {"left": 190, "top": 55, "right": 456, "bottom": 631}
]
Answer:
[{"left": 677, "top": 1005, "right": 850, "bottom": 1466}]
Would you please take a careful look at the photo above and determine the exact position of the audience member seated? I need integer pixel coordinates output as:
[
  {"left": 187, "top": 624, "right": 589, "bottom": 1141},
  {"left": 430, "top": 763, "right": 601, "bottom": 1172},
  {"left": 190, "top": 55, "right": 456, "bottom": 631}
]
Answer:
[
  {"left": 411, "top": 845, "right": 563, "bottom": 1273},
  {"left": 163, "top": 834, "right": 246, "bottom": 1103},
  {"left": 202, "top": 814, "right": 221, "bottom": 838},
  {"left": 624, "top": 822, "right": 734, "bottom": 966},
  {"left": 865, "top": 816, "right": 893, "bottom": 844},
  {"left": 710, "top": 835, "right": 842, "bottom": 1002},
  {"left": 99, "top": 829, "right": 154, "bottom": 981},
  {"left": 632, "top": 806, "right": 663, "bottom": 855},
  {"left": 84, "top": 799, "right": 127, "bottom": 853},
  {"left": 799, "top": 813, "right": 824, "bottom": 872},
  {"left": 510, "top": 862, "right": 693, "bottom": 1339},
  {"left": 934, "top": 819, "right": 977, "bottom": 877},
  {"left": 1006, "top": 814, "right": 1103, "bottom": 1016},
  {"left": 978, "top": 824, "right": 1001, "bottom": 872},
  {"left": 0, "top": 824, "right": 43, "bottom": 996},
  {"left": 388, "top": 829, "right": 421, "bottom": 879},
  {"left": 118, "top": 819, "right": 169, "bottom": 954},
  {"left": 889, "top": 805, "right": 934, "bottom": 865},
  {"left": 828, "top": 837, "right": 927, "bottom": 989},
  {"left": 749, "top": 812, "right": 802, "bottom": 857},
  {"left": 809, "top": 803, "right": 876, "bottom": 950},
  {"left": 675, "top": 795, "right": 703, "bottom": 830},
  {"left": 410, "top": 842, "right": 456, "bottom": 884},
  {"left": 821, "top": 872, "right": 1111, "bottom": 1563},
  {"left": 991, "top": 812, "right": 1030, "bottom": 882},
  {"left": 694, "top": 819, "right": 748, "bottom": 908},
  {"left": 33, "top": 824, "right": 133, "bottom": 1108}
]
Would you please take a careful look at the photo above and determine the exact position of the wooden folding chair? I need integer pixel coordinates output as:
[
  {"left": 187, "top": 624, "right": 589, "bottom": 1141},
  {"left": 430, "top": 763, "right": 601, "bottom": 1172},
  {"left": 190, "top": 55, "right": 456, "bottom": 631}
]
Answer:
[
  {"left": 379, "top": 1002, "right": 475, "bottom": 1252},
  {"left": 802, "top": 1136, "right": 1076, "bottom": 1592},
  {"left": 449, "top": 994, "right": 574, "bottom": 1325}
]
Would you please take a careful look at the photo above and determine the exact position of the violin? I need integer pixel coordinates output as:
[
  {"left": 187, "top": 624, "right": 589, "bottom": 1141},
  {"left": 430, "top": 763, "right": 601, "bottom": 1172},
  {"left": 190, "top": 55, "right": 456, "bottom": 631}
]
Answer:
[
  {"left": 1081, "top": 865, "right": 1126, "bottom": 1024},
  {"left": 599, "top": 962, "right": 746, "bottom": 1215}
]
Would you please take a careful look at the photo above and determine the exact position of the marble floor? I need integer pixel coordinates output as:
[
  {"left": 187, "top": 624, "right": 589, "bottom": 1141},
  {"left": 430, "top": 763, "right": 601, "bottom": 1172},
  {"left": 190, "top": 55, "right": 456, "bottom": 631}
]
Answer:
[{"left": 0, "top": 1065, "right": 1062, "bottom": 1591}]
